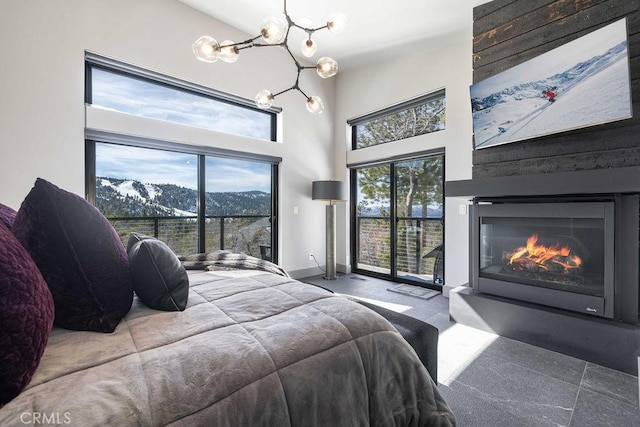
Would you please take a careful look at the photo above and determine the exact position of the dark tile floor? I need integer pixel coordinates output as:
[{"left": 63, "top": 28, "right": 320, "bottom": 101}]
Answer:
[{"left": 301, "top": 273, "right": 640, "bottom": 427}]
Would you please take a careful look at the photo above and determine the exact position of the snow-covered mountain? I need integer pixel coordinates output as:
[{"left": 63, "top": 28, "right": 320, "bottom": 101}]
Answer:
[
  {"left": 96, "top": 177, "right": 270, "bottom": 217},
  {"left": 471, "top": 40, "right": 630, "bottom": 148},
  {"left": 471, "top": 41, "right": 627, "bottom": 113}
]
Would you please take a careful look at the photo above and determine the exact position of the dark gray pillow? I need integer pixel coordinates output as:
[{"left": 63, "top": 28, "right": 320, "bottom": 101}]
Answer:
[
  {"left": 127, "top": 234, "right": 189, "bottom": 311},
  {"left": 12, "top": 178, "right": 133, "bottom": 333}
]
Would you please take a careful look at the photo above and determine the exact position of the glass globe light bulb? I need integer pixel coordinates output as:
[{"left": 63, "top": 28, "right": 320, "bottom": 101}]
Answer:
[
  {"left": 300, "top": 38, "right": 317, "bottom": 57},
  {"left": 327, "top": 12, "right": 347, "bottom": 34},
  {"left": 219, "top": 40, "right": 240, "bottom": 63},
  {"left": 316, "top": 57, "right": 338, "bottom": 79},
  {"left": 192, "top": 35, "right": 220, "bottom": 63},
  {"left": 255, "top": 90, "right": 274, "bottom": 109},
  {"left": 306, "top": 96, "right": 324, "bottom": 114},
  {"left": 261, "top": 16, "right": 287, "bottom": 44}
]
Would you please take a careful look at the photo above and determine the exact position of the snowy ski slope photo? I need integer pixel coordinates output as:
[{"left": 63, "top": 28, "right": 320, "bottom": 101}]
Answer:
[{"left": 471, "top": 18, "right": 632, "bottom": 150}]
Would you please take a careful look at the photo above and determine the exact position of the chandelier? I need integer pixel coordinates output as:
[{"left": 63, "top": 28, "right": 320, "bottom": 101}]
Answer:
[{"left": 192, "top": 0, "right": 347, "bottom": 114}]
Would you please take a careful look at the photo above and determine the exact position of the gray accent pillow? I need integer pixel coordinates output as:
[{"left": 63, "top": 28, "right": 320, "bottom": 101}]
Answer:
[{"left": 127, "top": 233, "right": 188, "bottom": 311}]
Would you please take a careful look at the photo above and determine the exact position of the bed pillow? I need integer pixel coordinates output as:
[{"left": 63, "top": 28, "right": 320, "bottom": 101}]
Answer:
[
  {"left": 126, "top": 232, "right": 154, "bottom": 252},
  {"left": 127, "top": 233, "right": 189, "bottom": 311},
  {"left": 0, "top": 221, "right": 54, "bottom": 407},
  {"left": 12, "top": 178, "right": 133, "bottom": 333},
  {"left": 0, "top": 203, "right": 17, "bottom": 229}
]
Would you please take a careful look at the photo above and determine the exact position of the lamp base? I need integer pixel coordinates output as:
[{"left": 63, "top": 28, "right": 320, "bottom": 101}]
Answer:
[{"left": 325, "top": 204, "right": 337, "bottom": 280}]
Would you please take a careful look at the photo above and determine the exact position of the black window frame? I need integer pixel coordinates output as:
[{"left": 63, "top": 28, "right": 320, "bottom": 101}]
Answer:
[
  {"left": 85, "top": 52, "right": 279, "bottom": 142},
  {"left": 349, "top": 151, "right": 445, "bottom": 290},
  {"left": 86, "top": 138, "right": 279, "bottom": 262},
  {"left": 348, "top": 89, "right": 446, "bottom": 150},
  {"left": 84, "top": 53, "right": 280, "bottom": 260}
]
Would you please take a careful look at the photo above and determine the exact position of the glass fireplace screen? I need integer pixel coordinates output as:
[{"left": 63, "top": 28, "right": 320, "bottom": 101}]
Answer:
[{"left": 479, "top": 216, "right": 605, "bottom": 297}]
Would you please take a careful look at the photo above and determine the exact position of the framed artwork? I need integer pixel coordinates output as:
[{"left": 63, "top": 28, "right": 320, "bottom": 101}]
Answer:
[{"left": 471, "top": 18, "right": 632, "bottom": 150}]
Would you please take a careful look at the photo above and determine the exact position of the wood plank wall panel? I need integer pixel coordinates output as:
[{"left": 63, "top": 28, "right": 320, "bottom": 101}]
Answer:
[{"left": 472, "top": 0, "right": 640, "bottom": 179}]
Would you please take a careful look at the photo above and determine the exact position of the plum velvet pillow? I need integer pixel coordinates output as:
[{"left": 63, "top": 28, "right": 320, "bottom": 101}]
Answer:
[
  {"left": 12, "top": 178, "right": 133, "bottom": 333},
  {"left": 0, "top": 202, "right": 16, "bottom": 229},
  {"left": 0, "top": 221, "right": 54, "bottom": 407},
  {"left": 127, "top": 233, "right": 189, "bottom": 311}
]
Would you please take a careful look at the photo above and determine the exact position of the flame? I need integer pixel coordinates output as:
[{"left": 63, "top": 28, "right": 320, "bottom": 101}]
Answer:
[{"left": 507, "top": 234, "right": 582, "bottom": 273}]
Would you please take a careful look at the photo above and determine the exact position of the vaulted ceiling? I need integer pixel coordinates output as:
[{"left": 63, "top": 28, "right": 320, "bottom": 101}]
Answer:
[{"left": 178, "top": 0, "right": 493, "bottom": 70}]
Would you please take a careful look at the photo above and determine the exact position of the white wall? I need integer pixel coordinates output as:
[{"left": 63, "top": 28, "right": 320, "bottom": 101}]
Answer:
[
  {"left": 333, "top": 36, "right": 474, "bottom": 293},
  {"left": 0, "top": 0, "right": 475, "bottom": 284},
  {"left": 0, "top": 0, "right": 335, "bottom": 274}
]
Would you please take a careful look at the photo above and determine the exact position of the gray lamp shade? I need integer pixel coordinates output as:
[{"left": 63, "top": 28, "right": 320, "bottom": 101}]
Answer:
[{"left": 312, "top": 181, "right": 346, "bottom": 201}]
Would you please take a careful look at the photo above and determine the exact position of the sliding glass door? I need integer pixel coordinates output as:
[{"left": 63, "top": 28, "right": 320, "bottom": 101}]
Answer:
[
  {"left": 352, "top": 154, "right": 444, "bottom": 288},
  {"left": 89, "top": 141, "right": 278, "bottom": 261},
  {"left": 204, "top": 157, "right": 274, "bottom": 260},
  {"left": 354, "top": 164, "right": 391, "bottom": 275}
]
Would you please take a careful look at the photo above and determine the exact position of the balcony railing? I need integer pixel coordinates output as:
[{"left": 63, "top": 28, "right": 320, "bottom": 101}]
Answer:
[
  {"left": 107, "top": 215, "right": 271, "bottom": 258},
  {"left": 357, "top": 216, "right": 443, "bottom": 284}
]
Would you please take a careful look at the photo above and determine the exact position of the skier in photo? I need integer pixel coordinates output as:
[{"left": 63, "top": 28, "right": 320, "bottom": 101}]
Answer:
[{"left": 543, "top": 89, "right": 557, "bottom": 102}]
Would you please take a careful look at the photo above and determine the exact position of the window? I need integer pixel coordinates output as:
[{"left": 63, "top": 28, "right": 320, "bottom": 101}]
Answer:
[
  {"left": 86, "top": 53, "right": 277, "bottom": 141},
  {"left": 352, "top": 154, "right": 444, "bottom": 288},
  {"left": 88, "top": 141, "right": 277, "bottom": 260},
  {"left": 94, "top": 143, "right": 199, "bottom": 254},
  {"left": 349, "top": 89, "right": 445, "bottom": 150},
  {"left": 85, "top": 53, "right": 279, "bottom": 260},
  {"left": 204, "top": 157, "right": 274, "bottom": 258}
]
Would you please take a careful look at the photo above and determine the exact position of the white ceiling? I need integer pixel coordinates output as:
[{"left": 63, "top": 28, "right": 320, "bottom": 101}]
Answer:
[{"left": 178, "top": 0, "right": 494, "bottom": 70}]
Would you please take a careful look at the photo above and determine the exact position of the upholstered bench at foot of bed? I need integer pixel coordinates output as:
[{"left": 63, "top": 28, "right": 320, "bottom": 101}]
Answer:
[{"left": 353, "top": 299, "right": 439, "bottom": 383}]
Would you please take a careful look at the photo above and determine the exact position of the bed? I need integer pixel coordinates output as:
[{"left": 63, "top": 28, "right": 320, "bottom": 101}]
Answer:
[
  {"left": 0, "top": 268, "right": 455, "bottom": 426},
  {"left": 0, "top": 179, "right": 455, "bottom": 426}
]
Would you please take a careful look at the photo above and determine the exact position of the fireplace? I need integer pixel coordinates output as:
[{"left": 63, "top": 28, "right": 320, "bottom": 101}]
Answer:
[
  {"left": 446, "top": 167, "right": 640, "bottom": 374},
  {"left": 471, "top": 202, "right": 615, "bottom": 318}
]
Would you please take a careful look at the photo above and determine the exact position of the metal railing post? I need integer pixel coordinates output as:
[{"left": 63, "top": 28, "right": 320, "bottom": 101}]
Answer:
[
  {"left": 415, "top": 219, "right": 421, "bottom": 274},
  {"left": 219, "top": 216, "right": 225, "bottom": 250}
]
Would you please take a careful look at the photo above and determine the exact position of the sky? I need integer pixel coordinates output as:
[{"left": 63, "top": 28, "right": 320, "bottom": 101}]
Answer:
[
  {"left": 91, "top": 68, "right": 272, "bottom": 140},
  {"left": 471, "top": 18, "right": 628, "bottom": 99},
  {"left": 96, "top": 143, "right": 271, "bottom": 193},
  {"left": 91, "top": 67, "right": 274, "bottom": 193}
]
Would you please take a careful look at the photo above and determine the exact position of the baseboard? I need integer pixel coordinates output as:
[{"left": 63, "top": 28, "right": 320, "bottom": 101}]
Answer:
[
  {"left": 289, "top": 264, "right": 349, "bottom": 280},
  {"left": 339, "top": 263, "right": 351, "bottom": 274},
  {"left": 442, "top": 283, "right": 462, "bottom": 298},
  {"left": 289, "top": 266, "right": 324, "bottom": 279}
]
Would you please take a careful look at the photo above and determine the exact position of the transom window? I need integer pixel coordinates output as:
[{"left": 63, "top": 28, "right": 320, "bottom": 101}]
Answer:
[
  {"left": 86, "top": 53, "right": 277, "bottom": 141},
  {"left": 349, "top": 89, "right": 445, "bottom": 150}
]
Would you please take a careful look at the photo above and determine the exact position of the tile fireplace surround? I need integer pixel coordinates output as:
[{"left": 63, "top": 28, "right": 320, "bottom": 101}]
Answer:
[{"left": 446, "top": 166, "right": 640, "bottom": 375}]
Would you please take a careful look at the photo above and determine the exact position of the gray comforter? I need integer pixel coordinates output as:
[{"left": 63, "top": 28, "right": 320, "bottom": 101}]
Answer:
[{"left": 0, "top": 270, "right": 455, "bottom": 426}]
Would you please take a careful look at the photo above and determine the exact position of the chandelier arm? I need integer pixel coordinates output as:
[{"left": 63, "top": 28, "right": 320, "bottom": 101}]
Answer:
[
  {"left": 245, "top": 42, "right": 287, "bottom": 49},
  {"left": 273, "top": 86, "right": 296, "bottom": 98},
  {"left": 310, "top": 24, "right": 330, "bottom": 32},
  {"left": 296, "top": 86, "right": 310, "bottom": 100},
  {"left": 289, "top": 23, "right": 329, "bottom": 34},
  {"left": 227, "top": 35, "right": 262, "bottom": 48},
  {"left": 282, "top": 44, "right": 302, "bottom": 70}
]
